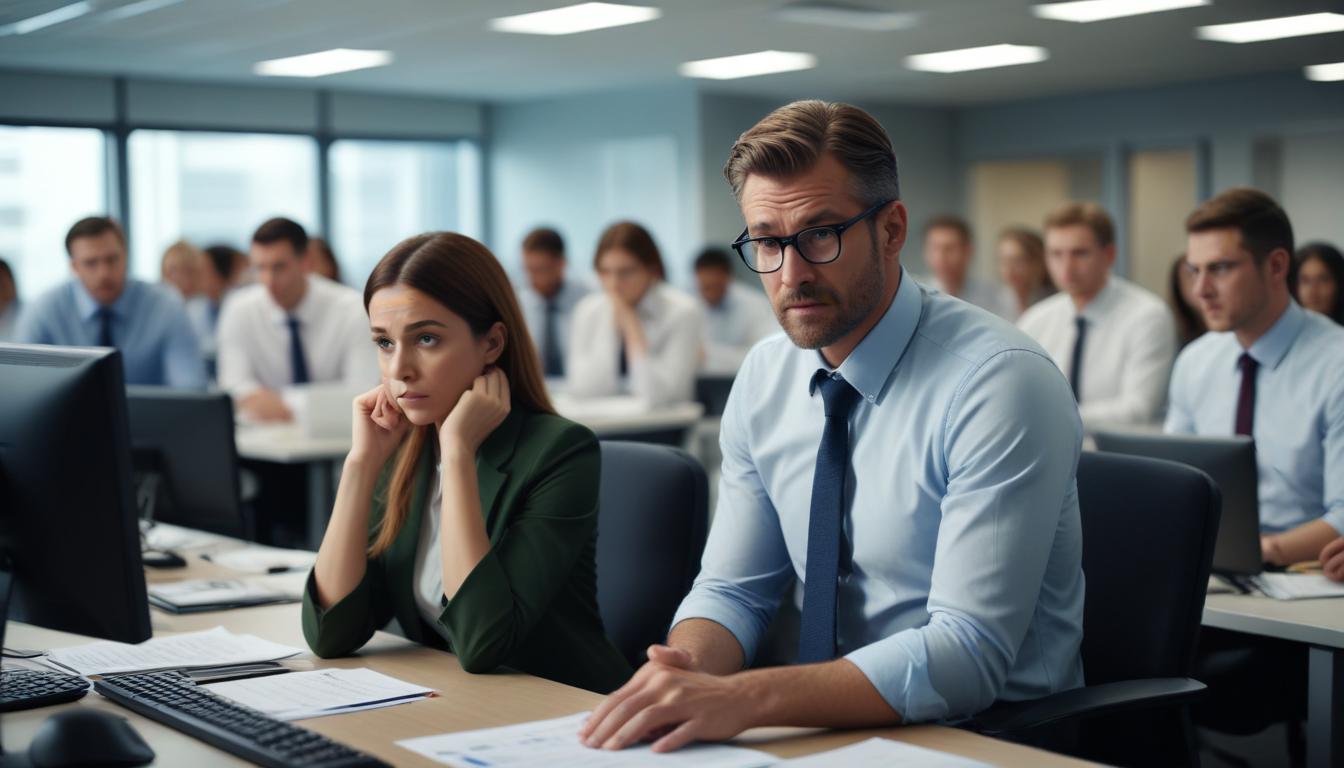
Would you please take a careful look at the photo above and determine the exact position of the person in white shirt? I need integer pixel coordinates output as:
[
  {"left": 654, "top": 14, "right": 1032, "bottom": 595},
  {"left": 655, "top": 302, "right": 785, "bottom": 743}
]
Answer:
[
  {"left": 0, "top": 257, "right": 18, "bottom": 342},
  {"left": 922, "top": 214, "right": 1005, "bottom": 315},
  {"left": 994, "top": 227, "right": 1054, "bottom": 321},
  {"left": 1018, "top": 202, "right": 1176, "bottom": 428},
  {"left": 217, "top": 217, "right": 378, "bottom": 422},
  {"left": 693, "top": 247, "right": 775, "bottom": 374},
  {"left": 515, "top": 227, "right": 589, "bottom": 379},
  {"left": 566, "top": 222, "right": 704, "bottom": 405}
]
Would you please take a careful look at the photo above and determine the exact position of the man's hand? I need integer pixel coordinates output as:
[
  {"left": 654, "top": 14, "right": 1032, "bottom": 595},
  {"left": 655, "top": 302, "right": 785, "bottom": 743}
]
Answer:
[
  {"left": 1322, "top": 537, "right": 1344, "bottom": 583},
  {"left": 579, "top": 655, "right": 758, "bottom": 753},
  {"left": 240, "top": 389, "right": 292, "bottom": 422}
]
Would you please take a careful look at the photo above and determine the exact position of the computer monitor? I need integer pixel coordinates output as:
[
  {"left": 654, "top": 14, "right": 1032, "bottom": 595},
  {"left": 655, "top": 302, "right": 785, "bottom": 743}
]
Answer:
[
  {"left": 1092, "top": 429, "right": 1261, "bottom": 576},
  {"left": 127, "top": 387, "right": 248, "bottom": 539},
  {"left": 0, "top": 343, "right": 151, "bottom": 643}
]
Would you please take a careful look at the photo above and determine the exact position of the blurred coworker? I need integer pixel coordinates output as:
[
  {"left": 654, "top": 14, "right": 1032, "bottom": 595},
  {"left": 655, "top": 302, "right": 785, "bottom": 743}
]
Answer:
[
  {"left": 307, "top": 236, "right": 342, "bottom": 284},
  {"left": 1290, "top": 242, "right": 1344, "bottom": 325},
  {"left": 160, "top": 239, "right": 204, "bottom": 299},
  {"left": 516, "top": 227, "right": 588, "bottom": 379},
  {"left": 1168, "top": 253, "right": 1206, "bottom": 349},
  {"left": 994, "top": 227, "right": 1053, "bottom": 321},
  {"left": 217, "top": 217, "right": 377, "bottom": 422},
  {"left": 922, "top": 215, "right": 1002, "bottom": 313},
  {"left": 694, "top": 247, "right": 774, "bottom": 374},
  {"left": 1167, "top": 188, "right": 1344, "bottom": 566},
  {"left": 567, "top": 222, "right": 704, "bottom": 405},
  {"left": 0, "top": 257, "right": 18, "bottom": 341},
  {"left": 186, "top": 244, "right": 245, "bottom": 369},
  {"left": 1167, "top": 189, "right": 1344, "bottom": 747},
  {"left": 1018, "top": 202, "right": 1176, "bottom": 427},
  {"left": 15, "top": 216, "right": 206, "bottom": 388}
]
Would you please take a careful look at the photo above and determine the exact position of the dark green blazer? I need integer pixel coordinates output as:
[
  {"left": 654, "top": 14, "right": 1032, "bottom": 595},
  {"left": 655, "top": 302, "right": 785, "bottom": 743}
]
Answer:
[{"left": 302, "top": 409, "right": 632, "bottom": 694}]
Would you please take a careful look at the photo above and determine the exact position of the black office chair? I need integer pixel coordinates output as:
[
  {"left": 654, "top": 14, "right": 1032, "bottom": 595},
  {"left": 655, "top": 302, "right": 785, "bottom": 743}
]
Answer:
[
  {"left": 694, "top": 374, "right": 736, "bottom": 418},
  {"left": 967, "top": 452, "right": 1221, "bottom": 767},
  {"left": 594, "top": 441, "right": 710, "bottom": 669}
]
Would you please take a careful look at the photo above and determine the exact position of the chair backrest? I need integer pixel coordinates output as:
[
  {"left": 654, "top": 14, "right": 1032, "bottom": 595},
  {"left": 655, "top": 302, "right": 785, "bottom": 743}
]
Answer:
[
  {"left": 1076, "top": 451, "right": 1221, "bottom": 685},
  {"left": 595, "top": 441, "right": 710, "bottom": 668},
  {"left": 694, "top": 374, "right": 735, "bottom": 418}
]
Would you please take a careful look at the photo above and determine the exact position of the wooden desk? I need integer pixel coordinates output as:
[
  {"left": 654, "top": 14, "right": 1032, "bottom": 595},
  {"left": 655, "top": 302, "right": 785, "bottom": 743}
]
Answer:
[
  {"left": 1204, "top": 591, "right": 1344, "bottom": 768},
  {"left": 3, "top": 557, "right": 1093, "bottom": 767}
]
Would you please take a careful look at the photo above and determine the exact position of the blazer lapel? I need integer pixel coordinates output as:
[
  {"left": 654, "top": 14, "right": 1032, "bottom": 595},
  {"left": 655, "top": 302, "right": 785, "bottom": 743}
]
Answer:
[
  {"left": 386, "top": 436, "right": 435, "bottom": 644},
  {"left": 475, "top": 410, "right": 524, "bottom": 528}
]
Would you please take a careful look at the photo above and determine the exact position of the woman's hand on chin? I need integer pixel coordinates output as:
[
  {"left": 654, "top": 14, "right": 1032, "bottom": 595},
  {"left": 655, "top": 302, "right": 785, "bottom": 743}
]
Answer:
[
  {"left": 439, "top": 367, "right": 511, "bottom": 460},
  {"left": 349, "top": 382, "right": 412, "bottom": 469}
]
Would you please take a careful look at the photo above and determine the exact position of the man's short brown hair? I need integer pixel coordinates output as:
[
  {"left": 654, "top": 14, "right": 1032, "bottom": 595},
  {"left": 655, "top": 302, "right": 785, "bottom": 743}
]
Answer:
[
  {"left": 923, "top": 214, "right": 971, "bottom": 244},
  {"left": 1044, "top": 202, "right": 1115, "bottom": 248},
  {"left": 522, "top": 227, "right": 565, "bottom": 258},
  {"left": 723, "top": 100, "right": 900, "bottom": 206},
  {"left": 64, "top": 216, "right": 125, "bottom": 257},
  {"left": 1185, "top": 187, "right": 1293, "bottom": 265}
]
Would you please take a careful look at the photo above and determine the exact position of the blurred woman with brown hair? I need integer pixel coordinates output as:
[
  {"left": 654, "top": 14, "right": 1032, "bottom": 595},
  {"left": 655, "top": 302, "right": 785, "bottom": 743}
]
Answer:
[
  {"left": 994, "top": 227, "right": 1054, "bottom": 321},
  {"left": 566, "top": 221, "right": 704, "bottom": 405},
  {"left": 303, "top": 231, "right": 630, "bottom": 693}
]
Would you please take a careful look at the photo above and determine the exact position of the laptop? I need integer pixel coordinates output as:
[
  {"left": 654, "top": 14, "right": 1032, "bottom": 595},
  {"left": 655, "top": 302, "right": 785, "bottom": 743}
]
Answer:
[{"left": 1092, "top": 430, "right": 1262, "bottom": 577}]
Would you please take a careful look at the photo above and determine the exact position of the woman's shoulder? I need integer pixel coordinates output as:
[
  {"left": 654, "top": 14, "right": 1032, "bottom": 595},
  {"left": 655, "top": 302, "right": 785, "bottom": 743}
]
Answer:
[{"left": 515, "top": 410, "right": 598, "bottom": 454}]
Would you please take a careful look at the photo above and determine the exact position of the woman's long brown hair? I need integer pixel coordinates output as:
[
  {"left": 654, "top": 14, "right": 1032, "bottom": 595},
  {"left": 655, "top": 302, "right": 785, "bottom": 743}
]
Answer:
[{"left": 364, "top": 232, "right": 555, "bottom": 556}]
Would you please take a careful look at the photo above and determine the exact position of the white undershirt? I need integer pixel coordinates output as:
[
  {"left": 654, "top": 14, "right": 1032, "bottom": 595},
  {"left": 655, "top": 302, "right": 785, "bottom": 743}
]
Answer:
[{"left": 411, "top": 462, "right": 453, "bottom": 641}]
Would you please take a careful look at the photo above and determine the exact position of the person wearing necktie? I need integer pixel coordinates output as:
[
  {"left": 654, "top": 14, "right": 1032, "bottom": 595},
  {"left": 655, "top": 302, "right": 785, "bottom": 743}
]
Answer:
[
  {"left": 579, "top": 101, "right": 1085, "bottom": 752},
  {"left": 216, "top": 218, "right": 377, "bottom": 422},
  {"left": 516, "top": 227, "right": 588, "bottom": 381},
  {"left": 13, "top": 216, "right": 206, "bottom": 388},
  {"left": 1165, "top": 187, "right": 1344, "bottom": 768},
  {"left": 1017, "top": 202, "right": 1176, "bottom": 428}
]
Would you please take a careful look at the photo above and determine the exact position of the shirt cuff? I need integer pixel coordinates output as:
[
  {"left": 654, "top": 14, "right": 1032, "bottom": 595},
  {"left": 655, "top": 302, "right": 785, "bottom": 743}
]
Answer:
[
  {"left": 845, "top": 630, "right": 948, "bottom": 723},
  {"left": 670, "top": 590, "right": 766, "bottom": 666}
]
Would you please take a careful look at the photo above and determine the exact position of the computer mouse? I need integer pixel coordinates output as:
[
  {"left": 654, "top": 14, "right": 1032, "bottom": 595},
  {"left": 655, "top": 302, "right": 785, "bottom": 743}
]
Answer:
[
  {"left": 27, "top": 709, "right": 155, "bottom": 767},
  {"left": 141, "top": 549, "right": 187, "bottom": 569}
]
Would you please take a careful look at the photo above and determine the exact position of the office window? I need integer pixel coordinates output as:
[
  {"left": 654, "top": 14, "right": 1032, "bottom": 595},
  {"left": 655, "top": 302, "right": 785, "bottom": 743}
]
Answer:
[
  {"left": 128, "top": 130, "right": 319, "bottom": 282},
  {"left": 329, "top": 139, "right": 483, "bottom": 288},
  {"left": 0, "top": 126, "right": 107, "bottom": 301}
]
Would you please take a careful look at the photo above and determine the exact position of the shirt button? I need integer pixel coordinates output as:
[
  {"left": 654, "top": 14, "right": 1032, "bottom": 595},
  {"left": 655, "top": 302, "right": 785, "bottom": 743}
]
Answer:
[{"left": 867, "top": 395, "right": 875, "bottom": 403}]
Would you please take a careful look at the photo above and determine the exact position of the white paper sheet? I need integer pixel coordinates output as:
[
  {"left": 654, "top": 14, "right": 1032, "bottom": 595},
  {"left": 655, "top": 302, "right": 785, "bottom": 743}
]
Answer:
[
  {"left": 1252, "top": 573, "right": 1344, "bottom": 600},
  {"left": 778, "top": 737, "right": 993, "bottom": 767},
  {"left": 204, "top": 545, "right": 317, "bottom": 575},
  {"left": 396, "top": 712, "right": 775, "bottom": 768},
  {"left": 46, "top": 626, "right": 303, "bottom": 676},
  {"left": 206, "top": 668, "right": 434, "bottom": 720}
]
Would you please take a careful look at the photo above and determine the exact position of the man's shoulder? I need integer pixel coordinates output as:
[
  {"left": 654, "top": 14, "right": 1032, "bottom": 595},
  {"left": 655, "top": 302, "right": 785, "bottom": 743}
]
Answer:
[
  {"left": 1016, "top": 291, "right": 1069, "bottom": 330},
  {"left": 1172, "top": 330, "right": 1232, "bottom": 375},
  {"left": 918, "top": 288, "right": 1053, "bottom": 370},
  {"left": 1296, "top": 311, "right": 1344, "bottom": 369},
  {"left": 1111, "top": 277, "right": 1170, "bottom": 317},
  {"left": 26, "top": 281, "right": 76, "bottom": 314}
]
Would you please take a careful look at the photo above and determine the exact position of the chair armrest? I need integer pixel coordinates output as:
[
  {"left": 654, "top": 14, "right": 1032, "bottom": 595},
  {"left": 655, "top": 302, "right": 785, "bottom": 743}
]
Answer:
[{"left": 968, "top": 677, "right": 1206, "bottom": 737}]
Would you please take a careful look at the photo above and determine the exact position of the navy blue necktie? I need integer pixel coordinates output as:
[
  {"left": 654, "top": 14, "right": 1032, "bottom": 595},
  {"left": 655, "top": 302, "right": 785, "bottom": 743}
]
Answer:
[
  {"left": 798, "top": 372, "right": 862, "bottom": 664},
  {"left": 287, "top": 315, "right": 310, "bottom": 385},
  {"left": 95, "top": 307, "right": 115, "bottom": 348},
  {"left": 1069, "top": 315, "right": 1087, "bottom": 403},
  {"left": 542, "top": 298, "right": 564, "bottom": 378}
]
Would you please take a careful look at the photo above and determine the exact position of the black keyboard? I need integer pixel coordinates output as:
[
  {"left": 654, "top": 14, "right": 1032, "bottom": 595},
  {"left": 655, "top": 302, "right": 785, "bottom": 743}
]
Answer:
[
  {"left": 94, "top": 671, "right": 389, "bottom": 768},
  {"left": 0, "top": 668, "right": 91, "bottom": 712}
]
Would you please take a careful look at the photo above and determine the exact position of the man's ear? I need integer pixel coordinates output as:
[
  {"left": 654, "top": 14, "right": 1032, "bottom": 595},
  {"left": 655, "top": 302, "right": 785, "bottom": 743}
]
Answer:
[{"left": 882, "top": 201, "right": 909, "bottom": 260}]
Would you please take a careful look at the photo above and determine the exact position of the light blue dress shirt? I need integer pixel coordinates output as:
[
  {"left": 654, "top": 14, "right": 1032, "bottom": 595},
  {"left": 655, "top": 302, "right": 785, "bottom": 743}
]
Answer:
[
  {"left": 14, "top": 278, "right": 207, "bottom": 389},
  {"left": 1165, "top": 301, "right": 1344, "bottom": 535},
  {"left": 672, "top": 269, "right": 1086, "bottom": 722}
]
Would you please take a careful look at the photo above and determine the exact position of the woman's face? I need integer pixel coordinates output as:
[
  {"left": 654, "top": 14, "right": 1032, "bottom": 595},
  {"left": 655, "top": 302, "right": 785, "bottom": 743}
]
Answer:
[
  {"left": 997, "top": 238, "right": 1038, "bottom": 294},
  {"left": 597, "top": 247, "right": 655, "bottom": 306},
  {"left": 1297, "top": 257, "right": 1339, "bottom": 317},
  {"left": 162, "top": 252, "right": 199, "bottom": 296},
  {"left": 367, "top": 284, "right": 503, "bottom": 427}
]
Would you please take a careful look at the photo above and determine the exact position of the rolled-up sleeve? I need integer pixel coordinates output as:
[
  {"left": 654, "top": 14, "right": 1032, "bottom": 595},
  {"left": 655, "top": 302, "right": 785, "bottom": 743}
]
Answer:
[
  {"left": 670, "top": 353, "right": 793, "bottom": 665},
  {"left": 845, "top": 349, "right": 1084, "bottom": 721}
]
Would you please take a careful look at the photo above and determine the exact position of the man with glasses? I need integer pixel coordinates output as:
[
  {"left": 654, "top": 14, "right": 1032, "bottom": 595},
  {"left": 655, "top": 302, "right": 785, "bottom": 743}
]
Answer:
[
  {"left": 1166, "top": 186, "right": 1344, "bottom": 759},
  {"left": 580, "top": 100, "right": 1085, "bottom": 751}
]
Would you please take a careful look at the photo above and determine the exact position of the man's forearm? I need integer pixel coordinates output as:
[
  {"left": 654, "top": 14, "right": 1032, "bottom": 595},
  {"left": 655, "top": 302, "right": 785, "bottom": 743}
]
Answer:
[
  {"left": 667, "top": 619, "right": 746, "bottom": 675},
  {"left": 739, "top": 659, "right": 902, "bottom": 730},
  {"left": 1267, "top": 519, "right": 1340, "bottom": 565}
]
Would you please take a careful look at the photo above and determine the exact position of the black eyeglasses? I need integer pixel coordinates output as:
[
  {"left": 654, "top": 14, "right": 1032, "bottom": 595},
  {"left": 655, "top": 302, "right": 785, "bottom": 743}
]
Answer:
[{"left": 731, "top": 200, "right": 892, "bottom": 274}]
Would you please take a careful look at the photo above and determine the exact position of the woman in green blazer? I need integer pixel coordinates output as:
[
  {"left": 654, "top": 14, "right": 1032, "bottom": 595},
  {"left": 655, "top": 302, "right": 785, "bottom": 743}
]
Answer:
[{"left": 303, "top": 232, "right": 632, "bottom": 694}]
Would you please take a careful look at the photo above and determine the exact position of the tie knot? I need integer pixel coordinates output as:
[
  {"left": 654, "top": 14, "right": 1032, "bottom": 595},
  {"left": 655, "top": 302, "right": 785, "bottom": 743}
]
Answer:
[
  {"left": 813, "top": 372, "right": 861, "bottom": 417},
  {"left": 96, "top": 306, "right": 113, "bottom": 319},
  {"left": 1074, "top": 315, "right": 1086, "bottom": 331},
  {"left": 286, "top": 315, "right": 301, "bottom": 329},
  {"left": 1239, "top": 352, "right": 1257, "bottom": 373}
]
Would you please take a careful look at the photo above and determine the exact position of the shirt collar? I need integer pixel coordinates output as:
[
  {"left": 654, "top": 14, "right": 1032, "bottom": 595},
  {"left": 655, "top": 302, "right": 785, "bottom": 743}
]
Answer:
[
  {"left": 264, "top": 276, "right": 313, "bottom": 324},
  {"left": 74, "top": 279, "right": 133, "bottom": 321},
  {"left": 1077, "top": 274, "right": 1117, "bottom": 322},
  {"left": 1244, "top": 300, "right": 1305, "bottom": 371},
  {"left": 808, "top": 267, "right": 922, "bottom": 405}
]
